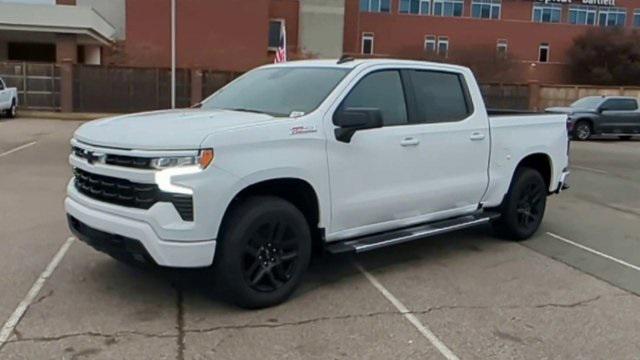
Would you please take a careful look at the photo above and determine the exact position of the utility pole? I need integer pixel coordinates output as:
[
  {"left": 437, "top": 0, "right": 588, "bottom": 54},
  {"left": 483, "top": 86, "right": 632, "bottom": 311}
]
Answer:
[{"left": 171, "top": 0, "right": 176, "bottom": 109}]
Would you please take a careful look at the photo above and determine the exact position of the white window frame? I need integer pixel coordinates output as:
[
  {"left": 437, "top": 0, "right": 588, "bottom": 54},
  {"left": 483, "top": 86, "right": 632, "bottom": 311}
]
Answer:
[
  {"left": 268, "top": 18, "right": 285, "bottom": 51},
  {"left": 400, "top": 0, "right": 432, "bottom": 15},
  {"left": 362, "top": 33, "right": 375, "bottom": 55},
  {"left": 538, "top": 43, "right": 550, "bottom": 63},
  {"left": 569, "top": 5, "right": 597, "bottom": 26},
  {"left": 361, "top": 0, "right": 391, "bottom": 13},
  {"left": 497, "top": 39, "right": 508, "bottom": 58},
  {"left": 472, "top": 0, "right": 501, "bottom": 20},
  {"left": 433, "top": 0, "right": 464, "bottom": 17},
  {"left": 598, "top": 7, "right": 627, "bottom": 27},
  {"left": 424, "top": 35, "right": 437, "bottom": 53},
  {"left": 532, "top": 4, "right": 562, "bottom": 23},
  {"left": 437, "top": 36, "right": 449, "bottom": 58}
]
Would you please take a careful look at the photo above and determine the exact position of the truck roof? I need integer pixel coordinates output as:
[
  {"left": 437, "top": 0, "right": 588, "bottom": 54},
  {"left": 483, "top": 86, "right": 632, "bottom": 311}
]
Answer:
[{"left": 264, "top": 58, "right": 470, "bottom": 73}]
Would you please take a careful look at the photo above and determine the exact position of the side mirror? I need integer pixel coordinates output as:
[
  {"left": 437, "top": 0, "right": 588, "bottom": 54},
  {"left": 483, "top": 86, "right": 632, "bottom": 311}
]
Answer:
[{"left": 333, "top": 107, "right": 383, "bottom": 143}]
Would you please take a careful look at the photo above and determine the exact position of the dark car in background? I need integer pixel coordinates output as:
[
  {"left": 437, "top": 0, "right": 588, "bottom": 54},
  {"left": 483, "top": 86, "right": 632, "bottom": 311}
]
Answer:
[{"left": 547, "top": 96, "right": 640, "bottom": 141}]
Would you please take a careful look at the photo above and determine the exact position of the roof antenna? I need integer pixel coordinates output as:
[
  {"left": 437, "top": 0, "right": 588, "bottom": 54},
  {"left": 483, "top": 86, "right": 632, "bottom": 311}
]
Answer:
[{"left": 337, "top": 55, "right": 355, "bottom": 64}]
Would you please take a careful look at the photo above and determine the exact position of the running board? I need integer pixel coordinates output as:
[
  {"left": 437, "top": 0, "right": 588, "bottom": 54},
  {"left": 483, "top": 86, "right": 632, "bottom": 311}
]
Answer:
[{"left": 325, "top": 211, "right": 501, "bottom": 254}]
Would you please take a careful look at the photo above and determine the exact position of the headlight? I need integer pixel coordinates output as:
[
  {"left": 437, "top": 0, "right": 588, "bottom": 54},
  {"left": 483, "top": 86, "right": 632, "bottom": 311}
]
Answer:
[
  {"left": 150, "top": 149, "right": 214, "bottom": 170},
  {"left": 153, "top": 149, "right": 214, "bottom": 195}
]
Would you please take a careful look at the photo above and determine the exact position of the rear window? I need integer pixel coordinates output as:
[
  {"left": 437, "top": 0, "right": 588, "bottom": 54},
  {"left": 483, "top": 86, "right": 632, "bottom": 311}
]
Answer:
[{"left": 408, "top": 70, "right": 472, "bottom": 124}]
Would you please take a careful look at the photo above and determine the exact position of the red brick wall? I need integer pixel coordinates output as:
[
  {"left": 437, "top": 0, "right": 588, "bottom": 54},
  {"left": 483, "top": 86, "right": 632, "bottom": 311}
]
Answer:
[{"left": 118, "top": 0, "right": 275, "bottom": 72}]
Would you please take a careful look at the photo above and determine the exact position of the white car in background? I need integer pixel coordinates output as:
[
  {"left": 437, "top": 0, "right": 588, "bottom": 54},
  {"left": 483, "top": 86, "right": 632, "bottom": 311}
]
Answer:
[
  {"left": 66, "top": 59, "right": 570, "bottom": 308},
  {"left": 0, "top": 77, "right": 17, "bottom": 118}
]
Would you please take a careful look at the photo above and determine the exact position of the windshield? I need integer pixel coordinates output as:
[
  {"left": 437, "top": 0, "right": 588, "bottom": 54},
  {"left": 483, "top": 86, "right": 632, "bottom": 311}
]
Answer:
[
  {"left": 571, "top": 97, "right": 603, "bottom": 110},
  {"left": 201, "top": 67, "right": 350, "bottom": 117}
]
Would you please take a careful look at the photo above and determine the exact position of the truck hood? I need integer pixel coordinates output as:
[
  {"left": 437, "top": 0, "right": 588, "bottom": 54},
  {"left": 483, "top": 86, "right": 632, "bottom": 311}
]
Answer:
[{"left": 74, "top": 109, "right": 275, "bottom": 150}]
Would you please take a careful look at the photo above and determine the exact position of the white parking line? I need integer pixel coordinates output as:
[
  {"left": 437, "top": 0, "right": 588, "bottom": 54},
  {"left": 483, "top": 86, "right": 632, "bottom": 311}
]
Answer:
[
  {"left": 546, "top": 232, "right": 640, "bottom": 272},
  {"left": 571, "top": 165, "right": 608, "bottom": 175},
  {"left": 356, "top": 263, "right": 460, "bottom": 360},
  {"left": 0, "top": 237, "right": 74, "bottom": 348},
  {"left": 0, "top": 141, "right": 37, "bottom": 158}
]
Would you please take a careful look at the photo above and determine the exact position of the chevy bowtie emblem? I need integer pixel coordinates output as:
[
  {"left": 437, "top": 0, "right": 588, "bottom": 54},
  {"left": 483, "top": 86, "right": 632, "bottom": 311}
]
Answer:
[{"left": 83, "top": 150, "right": 105, "bottom": 164}]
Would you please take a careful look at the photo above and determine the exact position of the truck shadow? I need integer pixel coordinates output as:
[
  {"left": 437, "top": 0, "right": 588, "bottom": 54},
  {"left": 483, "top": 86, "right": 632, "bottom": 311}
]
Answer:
[{"left": 133, "top": 224, "right": 507, "bottom": 308}]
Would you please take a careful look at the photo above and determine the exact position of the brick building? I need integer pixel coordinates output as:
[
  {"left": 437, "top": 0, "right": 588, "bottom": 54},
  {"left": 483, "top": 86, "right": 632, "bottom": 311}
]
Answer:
[{"left": 2, "top": 0, "right": 640, "bottom": 83}]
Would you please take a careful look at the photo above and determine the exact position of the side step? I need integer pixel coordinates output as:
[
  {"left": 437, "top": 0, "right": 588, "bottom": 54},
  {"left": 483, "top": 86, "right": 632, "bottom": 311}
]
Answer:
[{"left": 325, "top": 211, "right": 501, "bottom": 254}]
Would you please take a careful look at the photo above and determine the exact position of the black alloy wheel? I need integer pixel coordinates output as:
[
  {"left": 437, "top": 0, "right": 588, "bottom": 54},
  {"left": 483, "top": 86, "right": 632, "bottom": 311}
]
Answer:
[
  {"left": 213, "top": 196, "right": 311, "bottom": 309},
  {"left": 242, "top": 218, "right": 301, "bottom": 293}
]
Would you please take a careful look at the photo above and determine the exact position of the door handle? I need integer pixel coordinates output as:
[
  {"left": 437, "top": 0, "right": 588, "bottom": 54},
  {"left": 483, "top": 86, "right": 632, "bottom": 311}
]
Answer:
[
  {"left": 470, "top": 132, "right": 486, "bottom": 141},
  {"left": 401, "top": 137, "right": 420, "bottom": 147}
]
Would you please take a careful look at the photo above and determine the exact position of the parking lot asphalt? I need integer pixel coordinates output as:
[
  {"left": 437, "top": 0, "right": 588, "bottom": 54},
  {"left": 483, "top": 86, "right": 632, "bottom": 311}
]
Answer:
[{"left": 0, "top": 118, "right": 639, "bottom": 359}]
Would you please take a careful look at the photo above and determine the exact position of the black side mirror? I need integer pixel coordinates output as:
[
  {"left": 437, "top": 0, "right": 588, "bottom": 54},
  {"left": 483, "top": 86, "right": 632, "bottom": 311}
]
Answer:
[{"left": 333, "top": 107, "right": 383, "bottom": 143}]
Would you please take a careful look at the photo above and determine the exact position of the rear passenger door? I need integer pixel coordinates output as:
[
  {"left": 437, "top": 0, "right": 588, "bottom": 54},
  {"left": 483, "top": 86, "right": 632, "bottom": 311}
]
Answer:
[
  {"left": 599, "top": 99, "right": 640, "bottom": 133},
  {"left": 404, "top": 68, "right": 490, "bottom": 215}
]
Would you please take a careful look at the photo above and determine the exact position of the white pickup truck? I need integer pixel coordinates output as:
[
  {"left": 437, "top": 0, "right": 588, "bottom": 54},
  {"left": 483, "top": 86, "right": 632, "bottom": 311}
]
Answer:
[
  {"left": 0, "top": 77, "right": 18, "bottom": 118},
  {"left": 66, "top": 59, "right": 570, "bottom": 308}
]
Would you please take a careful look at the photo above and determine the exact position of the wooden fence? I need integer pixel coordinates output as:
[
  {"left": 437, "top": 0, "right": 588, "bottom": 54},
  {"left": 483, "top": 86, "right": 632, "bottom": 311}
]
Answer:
[{"left": 0, "top": 62, "right": 60, "bottom": 110}]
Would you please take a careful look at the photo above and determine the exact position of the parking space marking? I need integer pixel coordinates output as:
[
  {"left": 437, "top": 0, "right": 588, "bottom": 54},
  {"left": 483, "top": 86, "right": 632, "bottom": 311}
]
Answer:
[
  {"left": 356, "top": 263, "right": 460, "bottom": 360},
  {"left": 0, "top": 237, "right": 74, "bottom": 349},
  {"left": 546, "top": 232, "right": 640, "bottom": 272},
  {"left": 571, "top": 165, "right": 608, "bottom": 175},
  {"left": 0, "top": 141, "right": 37, "bottom": 158}
]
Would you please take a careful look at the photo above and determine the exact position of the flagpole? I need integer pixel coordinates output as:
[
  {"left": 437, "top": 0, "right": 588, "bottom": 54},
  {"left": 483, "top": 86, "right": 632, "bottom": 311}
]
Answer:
[{"left": 171, "top": 0, "right": 176, "bottom": 109}]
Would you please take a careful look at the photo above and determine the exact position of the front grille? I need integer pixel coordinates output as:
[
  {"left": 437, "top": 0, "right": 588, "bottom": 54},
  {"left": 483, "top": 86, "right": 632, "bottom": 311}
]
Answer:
[
  {"left": 73, "top": 147, "right": 152, "bottom": 169},
  {"left": 73, "top": 168, "right": 193, "bottom": 221}
]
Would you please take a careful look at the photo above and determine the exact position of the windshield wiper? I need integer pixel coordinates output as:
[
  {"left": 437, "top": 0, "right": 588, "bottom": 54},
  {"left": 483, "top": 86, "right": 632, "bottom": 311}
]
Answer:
[
  {"left": 223, "top": 108, "right": 287, "bottom": 117},
  {"left": 225, "top": 108, "right": 268, "bottom": 115}
]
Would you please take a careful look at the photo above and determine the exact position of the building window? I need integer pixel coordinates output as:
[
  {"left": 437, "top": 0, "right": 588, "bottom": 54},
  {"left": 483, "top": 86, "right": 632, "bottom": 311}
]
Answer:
[
  {"left": 400, "top": 0, "right": 431, "bottom": 15},
  {"left": 268, "top": 20, "right": 284, "bottom": 49},
  {"left": 598, "top": 7, "right": 627, "bottom": 27},
  {"left": 635, "top": 9, "right": 640, "bottom": 27},
  {"left": 569, "top": 5, "right": 597, "bottom": 25},
  {"left": 362, "top": 33, "right": 375, "bottom": 55},
  {"left": 538, "top": 43, "right": 550, "bottom": 63},
  {"left": 424, "top": 35, "right": 437, "bottom": 53},
  {"left": 497, "top": 39, "right": 508, "bottom": 58},
  {"left": 533, "top": 4, "right": 562, "bottom": 23},
  {"left": 437, "top": 36, "right": 449, "bottom": 57},
  {"left": 433, "top": 0, "right": 463, "bottom": 17},
  {"left": 360, "top": 0, "right": 391, "bottom": 13},
  {"left": 472, "top": 0, "right": 501, "bottom": 19}
]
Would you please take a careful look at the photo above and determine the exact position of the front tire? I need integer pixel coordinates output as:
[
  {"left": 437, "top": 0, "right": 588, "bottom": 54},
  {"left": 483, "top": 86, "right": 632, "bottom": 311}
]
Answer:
[
  {"left": 492, "top": 168, "right": 547, "bottom": 241},
  {"left": 573, "top": 120, "right": 591, "bottom": 141},
  {"left": 213, "top": 196, "right": 312, "bottom": 309}
]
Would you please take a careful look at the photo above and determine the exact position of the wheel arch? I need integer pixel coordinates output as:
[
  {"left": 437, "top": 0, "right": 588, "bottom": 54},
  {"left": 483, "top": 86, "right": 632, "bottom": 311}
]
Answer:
[
  {"left": 513, "top": 152, "right": 553, "bottom": 191},
  {"left": 218, "top": 177, "right": 324, "bottom": 253}
]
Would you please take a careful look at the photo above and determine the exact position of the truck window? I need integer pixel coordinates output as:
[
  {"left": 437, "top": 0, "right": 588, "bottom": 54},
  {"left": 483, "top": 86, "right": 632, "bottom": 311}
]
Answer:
[
  {"left": 409, "top": 70, "right": 471, "bottom": 123},
  {"left": 601, "top": 99, "right": 638, "bottom": 111},
  {"left": 340, "top": 70, "right": 408, "bottom": 126},
  {"left": 201, "top": 67, "right": 350, "bottom": 117}
]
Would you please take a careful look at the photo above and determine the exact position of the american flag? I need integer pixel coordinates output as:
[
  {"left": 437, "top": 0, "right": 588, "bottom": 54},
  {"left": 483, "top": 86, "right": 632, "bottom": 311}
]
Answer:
[{"left": 274, "top": 22, "right": 287, "bottom": 63}]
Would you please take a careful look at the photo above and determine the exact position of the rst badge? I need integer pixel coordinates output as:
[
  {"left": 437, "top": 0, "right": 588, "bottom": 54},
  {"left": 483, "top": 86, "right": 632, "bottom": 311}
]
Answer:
[{"left": 290, "top": 125, "right": 317, "bottom": 135}]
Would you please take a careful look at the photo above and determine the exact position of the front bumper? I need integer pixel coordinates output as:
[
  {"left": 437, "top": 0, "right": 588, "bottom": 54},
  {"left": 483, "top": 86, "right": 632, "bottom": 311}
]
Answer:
[{"left": 65, "top": 196, "right": 216, "bottom": 268}]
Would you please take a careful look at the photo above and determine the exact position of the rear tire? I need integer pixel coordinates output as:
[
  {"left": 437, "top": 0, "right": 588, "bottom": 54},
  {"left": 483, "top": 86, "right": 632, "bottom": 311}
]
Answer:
[
  {"left": 213, "top": 196, "right": 312, "bottom": 309},
  {"left": 492, "top": 167, "right": 547, "bottom": 241},
  {"left": 573, "top": 120, "right": 591, "bottom": 141},
  {"left": 7, "top": 100, "right": 17, "bottom": 119}
]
